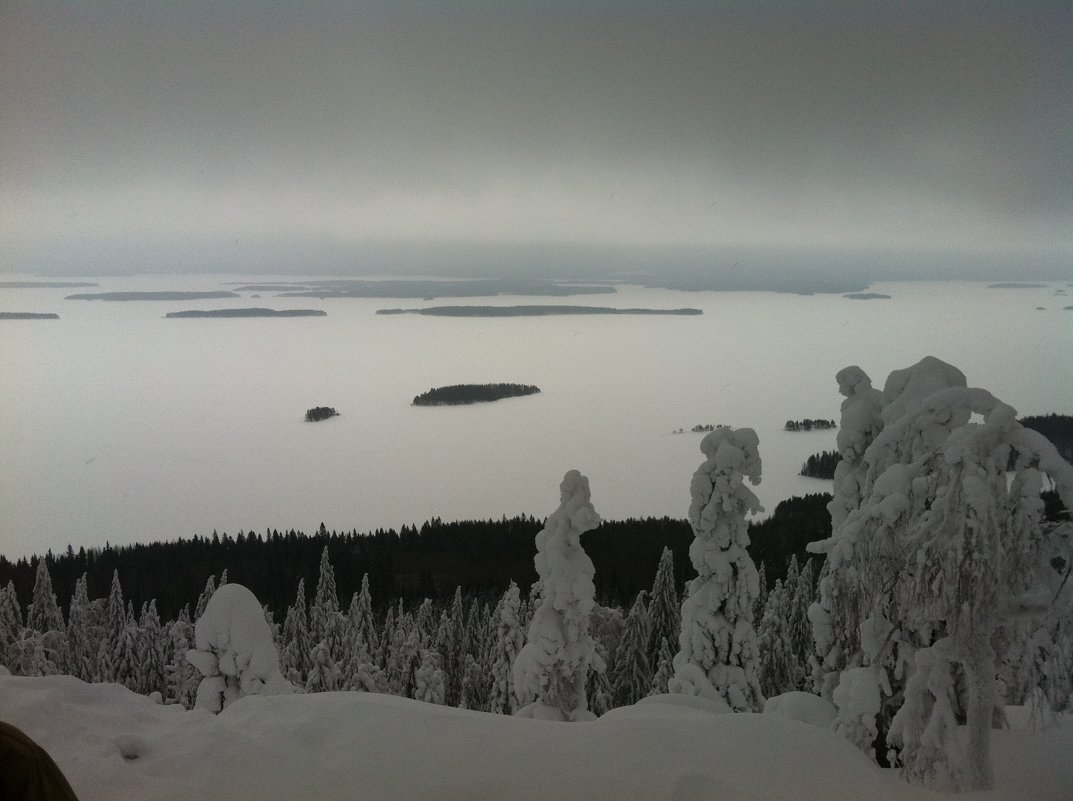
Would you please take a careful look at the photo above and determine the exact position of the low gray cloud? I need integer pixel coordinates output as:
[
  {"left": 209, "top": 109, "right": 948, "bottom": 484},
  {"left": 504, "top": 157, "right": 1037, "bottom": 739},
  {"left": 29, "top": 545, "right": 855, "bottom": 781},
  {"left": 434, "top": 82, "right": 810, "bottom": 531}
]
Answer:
[{"left": 1, "top": 1, "right": 1070, "bottom": 275}]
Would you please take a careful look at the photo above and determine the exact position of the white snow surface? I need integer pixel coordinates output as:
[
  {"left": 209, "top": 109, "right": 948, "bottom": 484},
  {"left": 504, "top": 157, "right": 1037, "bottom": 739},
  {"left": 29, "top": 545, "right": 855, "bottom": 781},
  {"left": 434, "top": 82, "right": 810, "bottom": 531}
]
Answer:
[{"left": 3, "top": 674, "right": 1071, "bottom": 801}]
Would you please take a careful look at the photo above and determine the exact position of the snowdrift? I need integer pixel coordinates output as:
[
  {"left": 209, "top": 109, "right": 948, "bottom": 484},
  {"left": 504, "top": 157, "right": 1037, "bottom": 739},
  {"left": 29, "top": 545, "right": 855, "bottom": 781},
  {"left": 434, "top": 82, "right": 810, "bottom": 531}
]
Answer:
[{"left": 3, "top": 676, "right": 1070, "bottom": 801}]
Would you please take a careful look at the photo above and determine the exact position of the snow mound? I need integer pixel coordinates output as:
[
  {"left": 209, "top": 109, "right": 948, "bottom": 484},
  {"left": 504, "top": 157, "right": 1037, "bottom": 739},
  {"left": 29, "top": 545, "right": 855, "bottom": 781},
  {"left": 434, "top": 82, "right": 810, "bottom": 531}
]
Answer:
[
  {"left": 2, "top": 675, "right": 1071, "bottom": 801},
  {"left": 763, "top": 691, "right": 838, "bottom": 728}
]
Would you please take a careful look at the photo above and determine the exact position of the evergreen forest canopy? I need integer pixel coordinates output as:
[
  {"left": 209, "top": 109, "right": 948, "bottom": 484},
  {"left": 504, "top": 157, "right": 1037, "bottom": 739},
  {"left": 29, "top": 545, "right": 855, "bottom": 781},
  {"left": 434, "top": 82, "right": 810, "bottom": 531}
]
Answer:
[{"left": 412, "top": 383, "right": 541, "bottom": 406}]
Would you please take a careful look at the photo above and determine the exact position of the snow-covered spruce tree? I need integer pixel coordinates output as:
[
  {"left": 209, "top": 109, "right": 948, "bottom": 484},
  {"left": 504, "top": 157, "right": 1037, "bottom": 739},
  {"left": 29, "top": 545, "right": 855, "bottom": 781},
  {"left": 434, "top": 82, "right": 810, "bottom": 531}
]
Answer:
[
  {"left": 751, "top": 562, "right": 768, "bottom": 632},
  {"left": 649, "top": 636, "right": 674, "bottom": 696},
  {"left": 187, "top": 583, "right": 295, "bottom": 713},
  {"left": 194, "top": 575, "right": 217, "bottom": 622},
  {"left": 413, "top": 648, "right": 446, "bottom": 705},
  {"left": 137, "top": 601, "right": 166, "bottom": 698},
  {"left": 757, "top": 579, "right": 795, "bottom": 698},
  {"left": 65, "top": 575, "right": 97, "bottom": 682},
  {"left": 305, "top": 640, "right": 343, "bottom": 693},
  {"left": 647, "top": 547, "right": 680, "bottom": 681},
  {"left": 513, "top": 470, "right": 604, "bottom": 721},
  {"left": 310, "top": 546, "right": 345, "bottom": 665},
  {"left": 609, "top": 591, "right": 651, "bottom": 708},
  {"left": 279, "top": 579, "right": 311, "bottom": 685},
  {"left": 96, "top": 570, "right": 127, "bottom": 683},
  {"left": 670, "top": 427, "right": 764, "bottom": 711},
  {"left": 488, "top": 582, "right": 525, "bottom": 714},
  {"left": 808, "top": 356, "right": 1073, "bottom": 790},
  {"left": 789, "top": 558, "right": 816, "bottom": 690},
  {"left": 0, "top": 580, "right": 25, "bottom": 668},
  {"left": 444, "top": 587, "right": 467, "bottom": 706},
  {"left": 27, "top": 557, "right": 64, "bottom": 636},
  {"left": 165, "top": 606, "right": 198, "bottom": 708}
]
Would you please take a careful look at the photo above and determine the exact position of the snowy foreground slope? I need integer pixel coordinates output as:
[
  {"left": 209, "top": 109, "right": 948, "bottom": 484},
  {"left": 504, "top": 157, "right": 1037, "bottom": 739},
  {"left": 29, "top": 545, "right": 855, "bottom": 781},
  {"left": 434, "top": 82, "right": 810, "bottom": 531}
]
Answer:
[{"left": 3, "top": 675, "right": 1070, "bottom": 801}]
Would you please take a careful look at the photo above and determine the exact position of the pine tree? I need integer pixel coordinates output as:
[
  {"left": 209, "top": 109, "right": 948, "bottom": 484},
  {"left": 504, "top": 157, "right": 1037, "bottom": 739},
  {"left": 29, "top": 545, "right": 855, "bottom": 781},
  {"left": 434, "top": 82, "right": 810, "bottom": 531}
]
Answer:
[
  {"left": 165, "top": 606, "right": 198, "bottom": 708},
  {"left": 310, "top": 547, "right": 344, "bottom": 664},
  {"left": 96, "top": 570, "right": 126, "bottom": 683},
  {"left": 649, "top": 637, "right": 674, "bottom": 696},
  {"left": 752, "top": 562, "right": 768, "bottom": 630},
  {"left": 279, "top": 579, "right": 311, "bottom": 685},
  {"left": 757, "top": 580, "right": 795, "bottom": 697},
  {"left": 444, "top": 587, "right": 467, "bottom": 706},
  {"left": 27, "top": 557, "right": 64, "bottom": 635},
  {"left": 138, "top": 600, "right": 166, "bottom": 697},
  {"left": 671, "top": 428, "right": 764, "bottom": 711},
  {"left": 789, "top": 558, "right": 816, "bottom": 689},
  {"left": 194, "top": 575, "right": 217, "bottom": 621},
  {"left": 65, "top": 575, "right": 97, "bottom": 682},
  {"left": 647, "top": 547, "right": 680, "bottom": 681},
  {"left": 488, "top": 582, "right": 525, "bottom": 714},
  {"left": 0, "top": 581, "right": 25, "bottom": 666},
  {"left": 609, "top": 591, "right": 652, "bottom": 708}
]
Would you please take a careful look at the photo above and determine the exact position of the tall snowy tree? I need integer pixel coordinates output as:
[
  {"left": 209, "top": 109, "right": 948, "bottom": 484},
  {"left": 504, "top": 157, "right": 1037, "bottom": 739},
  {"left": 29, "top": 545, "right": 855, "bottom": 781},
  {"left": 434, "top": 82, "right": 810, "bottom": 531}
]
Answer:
[
  {"left": 649, "top": 636, "right": 675, "bottom": 696},
  {"left": 609, "top": 591, "right": 651, "bottom": 708},
  {"left": 65, "top": 575, "right": 97, "bottom": 682},
  {"left": 138, "top": 600, "right": 166, "bottom": 697},
  {"left": 194, "top": 575, "right": 217, "bottom": 622},
  {"left": 670, "top": 427, "right": 764, "bottom": 712},
  {"left": 757, "top": 579, "right": 795, "bottom": 698},
  {"left": 488, "top": 582, "right": 525, "bottom": 714},
  {"left": 0, "top": 580, "right": 25, "bottom": 666},
  {"left": 513, "top": 470, "right": 604, "bottom": 721},
  {"left": 165, "top": 606, "right": 198, "bottom": 708},
  {"left": 27, "top": 557, "right": 64, "bottom": 635},
  {"left": 279, "top": 579, "right": 311, "bottom": 685},
  {"left": 310, "top": 546, "right": 344, "bottom": 664},
  {"left": 807, "top": 356, "right": 1073, "bottom": 790},
  {"left": 96, "top": 570, "right": 127, "bottom": 683},
  {"left": 647, "top": 547, "right": 679, "bottom": 680}
]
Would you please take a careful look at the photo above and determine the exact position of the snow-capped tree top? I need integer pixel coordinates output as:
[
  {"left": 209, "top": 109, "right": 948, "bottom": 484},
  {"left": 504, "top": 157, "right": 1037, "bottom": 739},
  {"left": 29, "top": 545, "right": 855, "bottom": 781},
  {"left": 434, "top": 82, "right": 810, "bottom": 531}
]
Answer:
[
  {"left": 879, "top": 355, "right": 967, "bottom": 425},
  {"left": 533, "top": 470, "right": 601, "bottom": 620},
  {"left": 194, "top": 584, "right": 286, "bottom": 685}
]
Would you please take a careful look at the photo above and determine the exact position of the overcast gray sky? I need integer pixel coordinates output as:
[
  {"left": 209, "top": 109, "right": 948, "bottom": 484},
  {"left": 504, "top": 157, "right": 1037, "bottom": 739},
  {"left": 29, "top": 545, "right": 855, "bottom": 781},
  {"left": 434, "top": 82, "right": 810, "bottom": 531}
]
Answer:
[{"left": 1, "top": 1, "right": 1070, "bottom": 278}]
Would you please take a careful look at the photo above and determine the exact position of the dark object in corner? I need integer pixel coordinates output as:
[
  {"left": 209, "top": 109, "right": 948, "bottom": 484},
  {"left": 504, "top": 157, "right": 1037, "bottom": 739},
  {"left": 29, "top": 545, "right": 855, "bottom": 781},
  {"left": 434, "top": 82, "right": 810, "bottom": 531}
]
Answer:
[
  {"left": 0, "top": 720, "right": 80, "bottom": 801},
  {"left": 305, "top": 407, "right": 339, "bottom": 422}
]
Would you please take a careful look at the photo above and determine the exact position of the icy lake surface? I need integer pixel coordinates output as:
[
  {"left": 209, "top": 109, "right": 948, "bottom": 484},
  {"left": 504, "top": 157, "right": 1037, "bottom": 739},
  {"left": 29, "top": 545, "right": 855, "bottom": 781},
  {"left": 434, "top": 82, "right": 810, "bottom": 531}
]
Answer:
[{"left": 1, "top": 275, "right": 1070, "bottom": 557}]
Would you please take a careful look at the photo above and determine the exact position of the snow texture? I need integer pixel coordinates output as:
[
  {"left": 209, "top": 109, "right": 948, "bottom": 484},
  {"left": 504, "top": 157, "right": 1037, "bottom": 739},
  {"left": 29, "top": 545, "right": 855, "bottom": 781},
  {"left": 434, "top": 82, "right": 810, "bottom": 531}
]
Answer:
[
  {"left": 188, "top": 583, "right": 295, "bottom": 712},
  {"left": 5, "top": 673, "right": 1070, "bottom": 801},
  {"left": 670, "top": 427, "right": 764, "bottom": 711},
  {"left": 513, "top": 469, "right": 603, "bottom": 721}
]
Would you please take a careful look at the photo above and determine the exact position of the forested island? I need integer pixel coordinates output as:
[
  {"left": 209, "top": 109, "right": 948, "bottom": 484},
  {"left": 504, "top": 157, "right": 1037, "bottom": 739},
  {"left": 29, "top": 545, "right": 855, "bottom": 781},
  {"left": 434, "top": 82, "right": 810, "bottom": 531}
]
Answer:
[
  {"left": 304, "top": 406, "right": 339, "bottom": 422},
  {"left": 379, "top": 305, "right": 702, "bottom": 316},
  {"left": 165, "top": 308, "right": 326, "bottom": 318},
  {"left": 413, "top": 383, "right": 541, "bottom": 405},
  {"left": 987, "top": 282, "right": 1047, "bottom": 289},
  {"left": 784, "top": 418, "right": 836, "bottom": 431},
  {"left": 843, "top": 292, "right": 891, "bottom": 300},
  {"left": 66, "top": 291, "right": 241, "bottom": 301},
  {"left": 0, "top": 312, "right": 59, "bottom": 319},
  {"left": 672, "top": 424, "right": 727, "bottom": 434},
  {"left": 799, "top": 450, "right": 841, "bottom": 479}
]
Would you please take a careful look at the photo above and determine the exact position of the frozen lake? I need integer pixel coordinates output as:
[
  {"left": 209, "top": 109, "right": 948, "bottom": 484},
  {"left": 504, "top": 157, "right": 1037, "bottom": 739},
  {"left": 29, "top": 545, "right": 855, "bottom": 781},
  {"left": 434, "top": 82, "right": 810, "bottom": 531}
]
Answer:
[{"left": 1, "top": 275, "right": 1070, "bottom": 558}]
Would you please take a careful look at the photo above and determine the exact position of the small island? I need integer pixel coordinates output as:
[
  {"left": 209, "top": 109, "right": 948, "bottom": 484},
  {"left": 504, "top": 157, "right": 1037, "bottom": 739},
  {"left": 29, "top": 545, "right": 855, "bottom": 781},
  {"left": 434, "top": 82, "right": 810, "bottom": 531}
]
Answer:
[
  {"left": 305, "top": 407, "right": 339, "bottom": 422},
  {"left": 66, "top": 291, "right": 241, "bottom": 301},
  {"left": 165, "top": 308, "right": 326, "bottom": 318},
  {"left": 800, "top": 450, "right": 841, "bottom": 479},
  {"left": 413, "top": 383, "right": 541, "bottom": 406},
  {"left": 986, "top": 282, "right": 1047, "bottom": 289},
  {"left": 0, "top": 312, "right": 59, "bottom": 319},
  {"left": 843, "top": 293, "right": 891, "bottom": 300},
  {"left": 379, "top": 305, "right": 702, "bottom": 317},
  {"left": 672, "top": 424, "right": 728, "bottom": 434},
  {"left": 784, "top": 418, "right": 837, "bottom": 431}
]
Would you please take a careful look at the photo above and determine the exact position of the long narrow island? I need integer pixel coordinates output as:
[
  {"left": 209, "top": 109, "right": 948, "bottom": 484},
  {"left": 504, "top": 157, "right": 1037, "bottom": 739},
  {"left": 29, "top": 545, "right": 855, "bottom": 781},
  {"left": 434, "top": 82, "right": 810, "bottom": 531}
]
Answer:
[
  {"left": 67, "top": 291, "right": 241, "bottom": 301},
  {"left": 379, "top": 305, "right": 702, "bottom": 317},
  {"left": 413, "top": 383, "right": 541, "bottom": 405},
  {"left": 0, "top": 312, "right": 60, "bottom": 319},
  {"left": 165, "top": 308, "right": 326, "bottom": 318}
]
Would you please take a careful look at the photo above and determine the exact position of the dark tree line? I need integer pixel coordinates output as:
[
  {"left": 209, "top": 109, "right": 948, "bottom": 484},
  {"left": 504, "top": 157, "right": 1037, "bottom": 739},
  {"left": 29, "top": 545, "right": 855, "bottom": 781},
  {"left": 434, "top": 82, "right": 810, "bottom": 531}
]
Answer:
[
  {"left": 1019, "top": 414, "right": 1073, "bottom": 463},
  {"left": 0, "top": 495, "right": 836, "bottom": 623},
  {"left": 412, "top": 383, "right": 541, "bottom": 406}
]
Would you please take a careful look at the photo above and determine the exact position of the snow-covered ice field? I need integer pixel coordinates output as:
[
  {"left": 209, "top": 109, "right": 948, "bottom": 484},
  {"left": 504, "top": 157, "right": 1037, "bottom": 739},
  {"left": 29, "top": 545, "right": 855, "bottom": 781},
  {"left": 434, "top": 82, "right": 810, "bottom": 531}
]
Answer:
[{"left": 3, "top": 674, "right": 1069, "bottom": 801}]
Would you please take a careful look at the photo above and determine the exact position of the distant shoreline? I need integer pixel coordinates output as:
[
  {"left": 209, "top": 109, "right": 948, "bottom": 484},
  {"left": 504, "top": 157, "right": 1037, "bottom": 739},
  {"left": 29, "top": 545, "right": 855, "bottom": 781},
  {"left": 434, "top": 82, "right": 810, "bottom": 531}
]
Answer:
[
  {"left": 0, "top": 312, "right": 60, "bottom": 319},
  {"left": 378, "top": 305, "right": 703, "bottom": 317},
  {"left": 165, "top": 308, "right": 327, "bottom": 318},
  {"left": 67, "top": 291, "right": 241, "bottom": 301}
]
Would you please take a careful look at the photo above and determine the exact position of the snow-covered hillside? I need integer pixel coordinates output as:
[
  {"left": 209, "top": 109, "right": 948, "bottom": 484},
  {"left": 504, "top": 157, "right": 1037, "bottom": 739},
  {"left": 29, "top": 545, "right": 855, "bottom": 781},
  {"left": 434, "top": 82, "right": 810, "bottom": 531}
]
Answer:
[{"left": 3, "top": 674, "right": 1069, "bottom": 801}]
